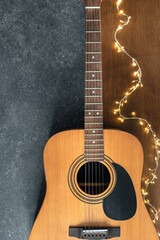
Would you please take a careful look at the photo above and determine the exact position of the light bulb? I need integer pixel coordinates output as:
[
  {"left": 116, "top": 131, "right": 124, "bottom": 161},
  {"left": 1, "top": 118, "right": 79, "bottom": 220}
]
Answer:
[
  {"left": 132, "top": 61, "right": 136, "bottom": 67},
  {"left": 119, "top": 10, "right": 124, "bottom": 15},
  {"left": 145, "top": 127, "right": 149, "bottom": 133},
  {"left": 139, "top": 120, "right": 144, "bottom": 125}
]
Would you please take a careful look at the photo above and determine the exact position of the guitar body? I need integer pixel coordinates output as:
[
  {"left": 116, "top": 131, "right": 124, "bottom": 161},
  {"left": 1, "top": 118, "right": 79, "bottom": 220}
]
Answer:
[{"left": 28, "top": 129, "right": 158, "bottom": 240}]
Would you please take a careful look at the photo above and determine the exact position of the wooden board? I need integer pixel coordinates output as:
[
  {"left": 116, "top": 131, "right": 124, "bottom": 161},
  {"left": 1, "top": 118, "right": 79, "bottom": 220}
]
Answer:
[{"left": 101, "top": 0, "right": 160, "bottom": 232}]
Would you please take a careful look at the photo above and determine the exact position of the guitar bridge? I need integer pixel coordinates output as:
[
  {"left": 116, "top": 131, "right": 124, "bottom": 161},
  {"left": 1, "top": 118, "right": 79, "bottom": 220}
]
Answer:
[{"left": 69, "top": 227, "right": 120, "bottom": 239}]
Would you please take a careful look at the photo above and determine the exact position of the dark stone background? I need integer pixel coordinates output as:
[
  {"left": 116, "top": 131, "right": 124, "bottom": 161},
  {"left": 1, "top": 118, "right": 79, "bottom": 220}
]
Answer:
[
  {"left": 1, "top": 0, "right": 160, "bottom": 239},
  {"left": 0, "top": 0, "right": 85, "bottom": 239}
]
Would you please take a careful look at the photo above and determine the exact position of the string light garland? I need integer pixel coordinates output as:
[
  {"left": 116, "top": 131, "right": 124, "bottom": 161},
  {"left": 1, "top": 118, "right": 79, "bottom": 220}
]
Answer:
[{"left": 114, "top": 0, "right": 160, "bottom": 226}]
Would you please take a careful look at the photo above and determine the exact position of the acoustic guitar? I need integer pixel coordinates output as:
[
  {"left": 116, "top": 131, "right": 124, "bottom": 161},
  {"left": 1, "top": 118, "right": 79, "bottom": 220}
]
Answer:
[{"left": 28, "top": 0, "right": 158, "bottom": 239}]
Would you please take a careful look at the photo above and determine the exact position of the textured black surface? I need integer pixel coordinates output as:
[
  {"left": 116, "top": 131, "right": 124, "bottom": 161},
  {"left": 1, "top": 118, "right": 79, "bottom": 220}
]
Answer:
[
  {"left": 103, "top": 163, "right": 137, "bottom": 221},
  {"left": 0, "top": 1, "right": 85, "bottom": 239}
]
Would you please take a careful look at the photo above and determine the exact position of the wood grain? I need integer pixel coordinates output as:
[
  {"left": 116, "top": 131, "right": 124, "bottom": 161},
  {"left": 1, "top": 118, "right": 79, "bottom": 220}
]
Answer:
[
  {"left": 100, "top": 0, "right": 160, "bottom": 232},
  {"left": 28, "top": 130, "right": 158, "bottom": 240}
]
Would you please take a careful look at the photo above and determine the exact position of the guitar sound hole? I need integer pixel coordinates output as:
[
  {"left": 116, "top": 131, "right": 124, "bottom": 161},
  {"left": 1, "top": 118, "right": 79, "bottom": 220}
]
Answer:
[{"left": 77, "top": 162, "right": 111, "bottom": 195}]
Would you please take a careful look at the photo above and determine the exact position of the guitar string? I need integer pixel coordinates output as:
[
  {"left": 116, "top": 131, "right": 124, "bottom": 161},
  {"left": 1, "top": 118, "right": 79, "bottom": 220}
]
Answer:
[
  {"left": 85, "top": 2, "right": 89, "bottom": 229},
  {"left": 96, "top": 4, "right": 99, "bottom": 228},
  {"left": 91, "top": 0, "right": 94, "bottom": 229},
  {"left": 85, "top": 3, "right": 87, "bottom": 230},
  {"left": 94, "top": 4, "right": 97, "bottom": 229},
  {"left": 99, "top": 5, "right": 105, "bottom": 227},
  {"left": 93, "top": 1, "right": 96, "bottom": 229},
  {"left": 88, "top": 2, "right": 91, "bottom": 230},
  {"left": 98, "top": 5, "right": 103, "bottom": 227},
  {"left": 100, "top": 2, "right": 105, "bottom": 202}
]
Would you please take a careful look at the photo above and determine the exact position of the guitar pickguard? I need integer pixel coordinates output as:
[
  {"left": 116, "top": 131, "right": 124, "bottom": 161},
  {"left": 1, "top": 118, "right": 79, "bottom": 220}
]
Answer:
[{"left": 103, "top": 163, "right": 137, "bottom": 221}]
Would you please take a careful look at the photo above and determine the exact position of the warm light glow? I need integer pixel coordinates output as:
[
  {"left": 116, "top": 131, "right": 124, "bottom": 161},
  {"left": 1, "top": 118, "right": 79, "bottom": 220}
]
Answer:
[
  {"left": 133, "top": 71, "right": 138, "bottom": 77},
  {"left": 113, "top": 109, "right": 119, "bottom": 114},
  {"left": 139, "top": 120, "right": 144, "bottom": 125},
  {"left": 145, "top": 127, "right": 149, "bottom": 133},
  {"left": 114, "top": 43, "right": 118, "bottom": 48},
  {"left": 117, "top": 0, "right": 122, "bottom": 6},
  {"left": 114, "top": 0, "right": 160, "bottom": 225},
  {"left": 132, "top": 61, "right": 137, "bottom": 67},
  {"left": 118, "top": 117, "right": 124, "bottom": 122},
  {"left": 119, "top": 10, "right": 124, "bottom": 15}
]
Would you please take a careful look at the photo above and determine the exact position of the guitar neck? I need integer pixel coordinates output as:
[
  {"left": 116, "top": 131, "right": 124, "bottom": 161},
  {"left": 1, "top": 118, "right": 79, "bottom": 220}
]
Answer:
[{"left": 84, "top": 0, "right": 104, "bottom": 162}]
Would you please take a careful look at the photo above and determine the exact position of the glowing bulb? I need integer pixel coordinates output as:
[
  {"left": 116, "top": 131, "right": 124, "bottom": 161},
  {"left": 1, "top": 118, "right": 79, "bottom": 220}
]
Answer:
[
  {"left": 125, "top": 92, "right": 129, "bottom": 96},
  {"left": 133, "top": 71, "right": 138, "bottom": 77},
  {"left": 139, "top": 120, "right": 144, "bottom": 125},
  {"left": 118, "top": 117, "right": 124, "bottom": 122},
  {"left": 142, "top": 189, "right": 148, "bottom": 196},
  {"left": 117, "top": 0, "right": 122, "bottom": 6},
  {"left": 132, "top": 61, "right": 136, "bottom": 67},
  {"left": 152, "top": 173, "right": 157, "bottom": 179},
  {"left": 113, "top": 109, "right": 119, "bottom": 114},
  {"left": 119, "top": 10, "right": 124, "bottom": 15},
  {"left": 132, "top": 80, "right": 137, "bottom": 83},
  {"left": 114, "top": 42, "right": 118, "bottom": 48},
  {"left": 118, "top": 25, "right": 123, "bottom": 30},
  {"left": 156, "top": 140, "right": 160, "bottom": 146},
  {"left": 145, "top": 127, "right": 149, "bottom": 134},
  {"left": 131, "top": 112, "right": 136, "bottom": 116}
]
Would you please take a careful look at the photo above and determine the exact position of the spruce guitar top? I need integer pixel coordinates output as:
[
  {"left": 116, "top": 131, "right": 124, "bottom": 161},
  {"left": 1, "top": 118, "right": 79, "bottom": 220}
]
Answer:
[{"left": 28, "top": 0, "right": 158, "bottom": 239}]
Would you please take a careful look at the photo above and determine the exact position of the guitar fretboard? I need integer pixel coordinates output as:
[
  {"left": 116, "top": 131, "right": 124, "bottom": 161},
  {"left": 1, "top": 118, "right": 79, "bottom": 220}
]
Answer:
[{"left": 84, "top": 0, "right": 104, "bottom": 162}]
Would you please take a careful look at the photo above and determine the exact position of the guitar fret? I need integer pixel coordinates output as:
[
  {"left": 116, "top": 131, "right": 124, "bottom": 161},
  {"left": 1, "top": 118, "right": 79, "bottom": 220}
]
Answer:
[
  {"left": 85, "top": 138, "right": 103, "bottom": 141},
  {"left": 85, "top": 153, "right": 104, "bottom": 155},
  {"left": 85, "top": 62, "right": 102, "bottom": 63},
  {"left": 85, "top": 7, "right": 100, "bottom": 9},
  {"left": 85, "top": 116, "right": 103, "bottom": 118},
  {"left": 85, "top": 80, "right": 101, "bottom": 81},
  {"left": 85, "top": 71, "right": 102, "bottom": 72},
  {"left": 85, "top": 158, "right": 104, "bottom": 160},
  {"left": 85, "top": 95, "right": 102, "bottom": 97},
  {"left": 85, "top": 123, "right": 102, "bottom": 125},
  {"left": 85, "top": 88, "right": 102, "bottom": 89},
  {"left": 85, "top": 110, "right": 102, "bottom": 111},
  {"left": 85, "top": 128, "right": 103, "bottom": 130},
  {"left": 85, "top": 148, "right": 103, "bottom": 150},
  {"left": 85, "top": 144, "right": 103, "bottom": 146},
  {"left": 86, "top": 20, "right": 100, "bottom": 21},
  {"left": 85, "top": 133, "right": 103, "bottom": 136},
  {"left": 85, "top": 52, "right": 101, "bottom": 54},
  {"left": 85, "top": 103, "right": 102, "bottom": 104},
  {"left": 86, "top": 31, "right": 100, "bottom": 33}
]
